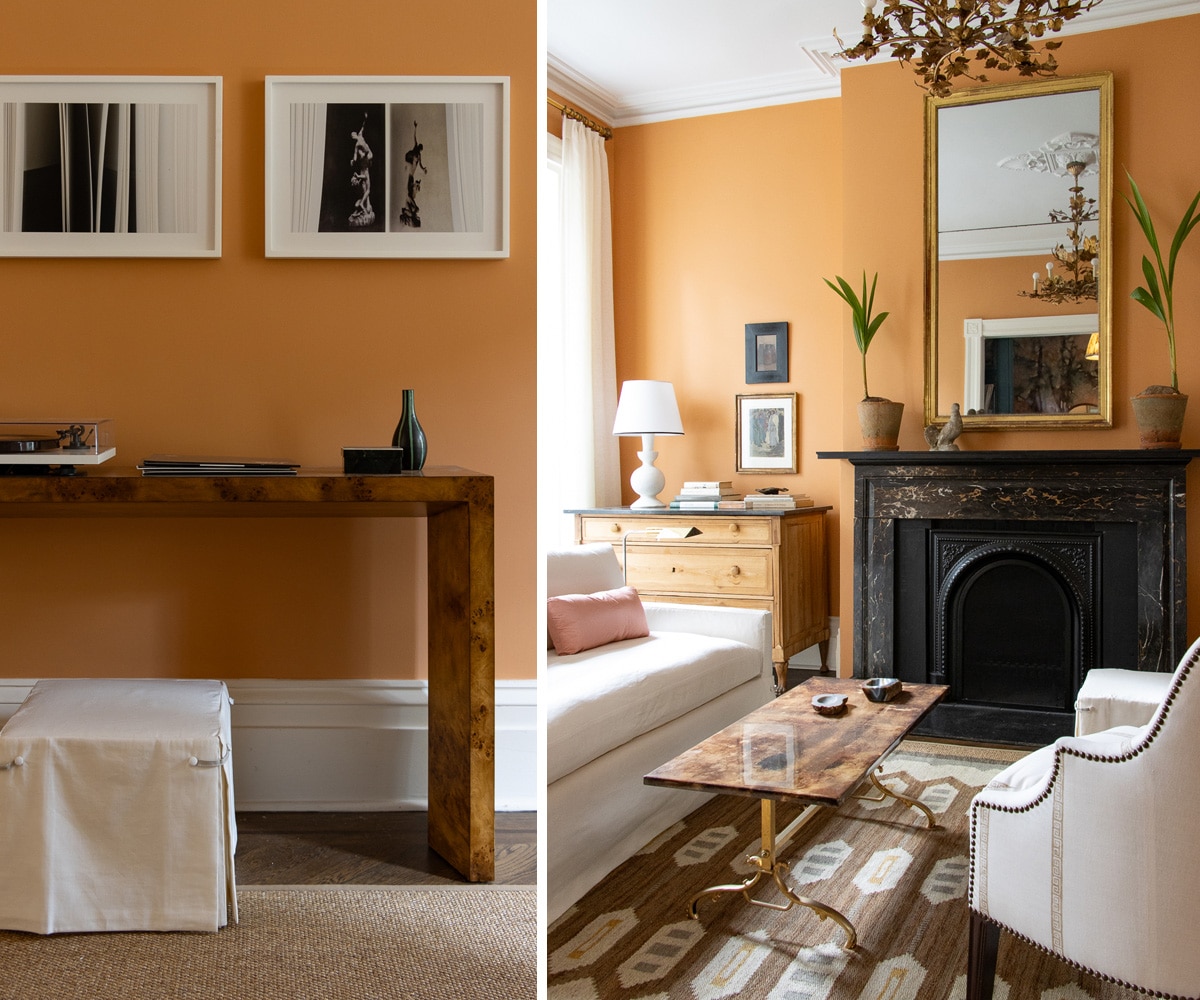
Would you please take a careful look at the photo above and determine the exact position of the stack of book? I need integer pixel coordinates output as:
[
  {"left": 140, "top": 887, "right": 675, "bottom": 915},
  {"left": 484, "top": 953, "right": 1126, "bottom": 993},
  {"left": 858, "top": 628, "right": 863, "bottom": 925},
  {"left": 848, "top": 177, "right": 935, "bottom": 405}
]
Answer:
[
  {"left": 743, "top": 490, "right": 814, "bottom": 509},
  {"left": 669, "top": 480, "right": 740, "bottom": 509}
]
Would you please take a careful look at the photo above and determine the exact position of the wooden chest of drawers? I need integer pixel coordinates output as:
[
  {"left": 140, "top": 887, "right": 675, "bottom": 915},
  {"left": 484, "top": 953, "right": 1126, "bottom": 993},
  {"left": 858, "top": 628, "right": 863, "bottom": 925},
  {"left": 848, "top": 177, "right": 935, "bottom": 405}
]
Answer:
[{"left": 573, "top": 507, "right": 831, "bottom": 693}]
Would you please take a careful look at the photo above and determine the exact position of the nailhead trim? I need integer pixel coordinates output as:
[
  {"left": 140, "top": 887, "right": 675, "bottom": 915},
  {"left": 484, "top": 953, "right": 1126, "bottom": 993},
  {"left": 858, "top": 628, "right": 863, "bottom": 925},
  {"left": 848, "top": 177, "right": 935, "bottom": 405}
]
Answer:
[{"left": 968, "top": 645, "right": 1199, "bottom": 998}]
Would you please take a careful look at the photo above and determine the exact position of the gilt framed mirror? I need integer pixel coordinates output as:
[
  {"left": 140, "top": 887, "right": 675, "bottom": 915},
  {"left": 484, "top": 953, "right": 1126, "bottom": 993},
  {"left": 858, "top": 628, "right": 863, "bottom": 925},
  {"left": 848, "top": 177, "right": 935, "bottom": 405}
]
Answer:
[{"left": 925, "top": 73, "right": 1113, "bottom": 429}]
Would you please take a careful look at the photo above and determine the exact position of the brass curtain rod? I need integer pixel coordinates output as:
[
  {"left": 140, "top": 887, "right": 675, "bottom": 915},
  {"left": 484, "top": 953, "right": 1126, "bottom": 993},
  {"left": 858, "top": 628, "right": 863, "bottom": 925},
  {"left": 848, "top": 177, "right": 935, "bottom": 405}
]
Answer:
[{"left": 547, "top": 97, "right": 613, "bottom": 140}]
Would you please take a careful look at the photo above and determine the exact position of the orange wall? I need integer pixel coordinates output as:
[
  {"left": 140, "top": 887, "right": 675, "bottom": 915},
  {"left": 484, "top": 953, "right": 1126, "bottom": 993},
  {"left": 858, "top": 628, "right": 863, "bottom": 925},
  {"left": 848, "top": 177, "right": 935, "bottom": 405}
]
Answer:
[
  {"left": 611, "top": 101, "right": 846, "bottom": 614},
  {"left": 0, "top": 0, "right": 537, "bottom": 681},
  {"left": 611, "top": 15, "right": 1200, "bottom": 671}
]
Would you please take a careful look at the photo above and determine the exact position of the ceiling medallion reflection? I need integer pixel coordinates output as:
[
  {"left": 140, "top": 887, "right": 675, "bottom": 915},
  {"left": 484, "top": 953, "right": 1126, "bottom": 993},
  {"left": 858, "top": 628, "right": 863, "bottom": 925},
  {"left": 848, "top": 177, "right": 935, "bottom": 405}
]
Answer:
[{"left": 835, "top": 0, "right": 1103, "bottom": 98}]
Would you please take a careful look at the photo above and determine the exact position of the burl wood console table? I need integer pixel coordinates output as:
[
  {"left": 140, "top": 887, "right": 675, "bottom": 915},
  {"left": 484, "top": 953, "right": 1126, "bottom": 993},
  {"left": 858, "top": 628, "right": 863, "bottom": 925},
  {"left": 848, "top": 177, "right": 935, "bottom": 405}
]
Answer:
[{"left": 0, "top": 466, "right": 495, "bottom": 882}]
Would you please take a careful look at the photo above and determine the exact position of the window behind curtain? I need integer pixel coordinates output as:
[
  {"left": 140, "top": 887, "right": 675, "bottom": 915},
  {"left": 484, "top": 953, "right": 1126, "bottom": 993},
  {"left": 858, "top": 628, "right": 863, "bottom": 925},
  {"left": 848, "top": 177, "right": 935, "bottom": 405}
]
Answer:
[{"left": 538, "top": 132, "right": 574, "bottom": 553}]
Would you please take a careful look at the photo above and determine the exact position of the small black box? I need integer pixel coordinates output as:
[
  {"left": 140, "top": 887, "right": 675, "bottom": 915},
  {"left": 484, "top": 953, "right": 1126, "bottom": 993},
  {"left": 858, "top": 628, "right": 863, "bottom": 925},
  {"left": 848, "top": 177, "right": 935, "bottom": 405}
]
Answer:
[{"left": 342, "top": 447, "right": 407, "bottom": 474}]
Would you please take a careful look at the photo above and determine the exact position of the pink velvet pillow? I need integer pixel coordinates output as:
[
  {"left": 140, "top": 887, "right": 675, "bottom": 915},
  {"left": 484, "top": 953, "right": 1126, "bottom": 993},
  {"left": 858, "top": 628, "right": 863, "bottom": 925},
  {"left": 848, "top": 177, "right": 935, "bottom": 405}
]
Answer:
[{"left": 547, "top": 586, "right": 649, "bottom": 655}]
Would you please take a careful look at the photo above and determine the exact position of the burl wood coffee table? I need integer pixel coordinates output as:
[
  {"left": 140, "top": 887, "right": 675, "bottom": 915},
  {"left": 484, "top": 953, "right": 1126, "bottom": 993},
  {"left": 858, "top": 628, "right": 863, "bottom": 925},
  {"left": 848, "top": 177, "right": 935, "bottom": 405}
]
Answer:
[{"left": 644, "top": 676, "right": 948, "bottom": 950}]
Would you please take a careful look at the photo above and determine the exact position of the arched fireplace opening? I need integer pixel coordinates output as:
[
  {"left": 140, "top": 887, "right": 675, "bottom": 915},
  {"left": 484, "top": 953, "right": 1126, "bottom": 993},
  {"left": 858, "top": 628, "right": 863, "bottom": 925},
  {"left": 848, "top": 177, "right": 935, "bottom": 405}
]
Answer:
[
  {"left": 945, "top": 554, "right": 1080, "bottom": 714},
  {"left": 923, "top": 528, "right": 1098, "bottom": 740}
]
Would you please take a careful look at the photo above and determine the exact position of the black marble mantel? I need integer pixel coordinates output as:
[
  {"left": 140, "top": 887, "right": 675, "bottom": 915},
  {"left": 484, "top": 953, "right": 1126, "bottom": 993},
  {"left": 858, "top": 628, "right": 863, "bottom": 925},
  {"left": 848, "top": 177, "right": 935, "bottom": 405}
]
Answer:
[{"left": 817, "top": 449, "right": 1200, "bottom": 744}]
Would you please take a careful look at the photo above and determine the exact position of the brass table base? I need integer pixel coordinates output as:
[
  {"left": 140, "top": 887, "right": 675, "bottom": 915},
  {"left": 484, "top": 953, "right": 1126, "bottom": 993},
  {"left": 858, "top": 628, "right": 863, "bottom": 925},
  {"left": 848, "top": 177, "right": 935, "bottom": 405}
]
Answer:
[{"left": 688, "top": 766, "right": 939, "bottom": 950}]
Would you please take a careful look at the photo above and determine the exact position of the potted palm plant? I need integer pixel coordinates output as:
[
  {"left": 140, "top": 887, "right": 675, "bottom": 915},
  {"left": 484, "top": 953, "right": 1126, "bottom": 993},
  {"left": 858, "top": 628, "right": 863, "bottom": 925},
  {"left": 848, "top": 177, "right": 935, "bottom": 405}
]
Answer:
[
  {"left": 825, "top": 270, "right": 902, "bottom": 450},
  {"left": 1124, "top": 172, "right": 1200, "bottom": 448}
]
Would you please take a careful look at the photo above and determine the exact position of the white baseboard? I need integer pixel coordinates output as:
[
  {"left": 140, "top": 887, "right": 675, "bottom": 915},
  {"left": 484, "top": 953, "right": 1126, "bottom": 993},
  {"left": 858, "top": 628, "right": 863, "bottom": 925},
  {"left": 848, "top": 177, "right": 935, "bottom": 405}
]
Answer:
[
  {"left": 788, "top": 616, "right": 840, "bottom": 671},
  {"left": 0, "top": 678, "right": 537, "bottom": 813}
]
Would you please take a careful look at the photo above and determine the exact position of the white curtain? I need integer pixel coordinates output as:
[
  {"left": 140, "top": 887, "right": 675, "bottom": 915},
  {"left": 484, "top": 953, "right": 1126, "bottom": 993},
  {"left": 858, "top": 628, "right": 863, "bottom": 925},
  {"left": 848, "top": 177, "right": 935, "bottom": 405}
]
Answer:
[
  {"left": 557, "top": 116, "right": 620, "bottom": 514},
  {"left": 539, "top": 116, "right": 621, "bottom": 551}
]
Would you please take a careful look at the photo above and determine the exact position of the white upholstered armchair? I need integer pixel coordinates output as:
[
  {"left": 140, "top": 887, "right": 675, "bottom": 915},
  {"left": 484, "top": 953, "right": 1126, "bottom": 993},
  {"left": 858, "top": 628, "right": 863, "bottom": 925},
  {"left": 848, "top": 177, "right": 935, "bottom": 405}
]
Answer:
[{"left": 967, "top": 637, "right": 1200, "bottom": 1000}]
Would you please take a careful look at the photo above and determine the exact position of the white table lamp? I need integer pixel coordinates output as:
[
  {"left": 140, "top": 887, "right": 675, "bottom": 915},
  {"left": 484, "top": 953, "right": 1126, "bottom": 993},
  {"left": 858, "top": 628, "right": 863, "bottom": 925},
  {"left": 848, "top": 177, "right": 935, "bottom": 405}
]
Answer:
[{"left": 612, "top": 379, "right": 683, "bottom": 508}]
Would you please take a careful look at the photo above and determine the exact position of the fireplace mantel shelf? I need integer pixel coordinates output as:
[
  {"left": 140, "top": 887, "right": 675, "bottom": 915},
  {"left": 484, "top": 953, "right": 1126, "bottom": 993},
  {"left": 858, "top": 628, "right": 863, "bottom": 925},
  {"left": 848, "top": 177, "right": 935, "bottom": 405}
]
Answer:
[{"left": 817, "top": 449, "right": 1200, "bottom": 466}]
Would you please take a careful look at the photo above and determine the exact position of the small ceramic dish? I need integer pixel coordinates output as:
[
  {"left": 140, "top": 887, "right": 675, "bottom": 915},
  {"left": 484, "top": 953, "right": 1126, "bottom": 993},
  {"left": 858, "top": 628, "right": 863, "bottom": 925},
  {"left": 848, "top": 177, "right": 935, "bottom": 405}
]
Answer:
[
  {"left": 862, "top": 677, "right": 903, "bottom": 703},
  {"left": 812, "top": 693, "right": 848, "bottom": 716}
]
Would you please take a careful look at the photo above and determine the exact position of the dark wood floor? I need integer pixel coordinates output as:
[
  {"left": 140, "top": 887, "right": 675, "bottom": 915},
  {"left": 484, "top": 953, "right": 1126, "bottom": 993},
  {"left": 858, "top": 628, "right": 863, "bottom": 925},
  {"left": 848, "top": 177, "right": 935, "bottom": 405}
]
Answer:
[{"left": 234, "top": 811, "right": 536, "bottom": 886}]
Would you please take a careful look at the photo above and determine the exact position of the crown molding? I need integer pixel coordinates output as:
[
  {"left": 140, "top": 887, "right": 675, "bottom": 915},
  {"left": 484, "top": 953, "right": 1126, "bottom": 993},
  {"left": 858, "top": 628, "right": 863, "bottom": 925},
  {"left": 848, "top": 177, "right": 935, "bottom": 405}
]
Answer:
[
  {"left": 547, "top": 0, "right": 1200, "bottom": 128},
  {"left": 547, "top": 54, "right": 620, "bottom": 127},
  {"left": 1064, "top": 0, "right": 1200, "bottom": 32},
  {"left": 550, "top": 38, "right": 842, "bottom": 128}
]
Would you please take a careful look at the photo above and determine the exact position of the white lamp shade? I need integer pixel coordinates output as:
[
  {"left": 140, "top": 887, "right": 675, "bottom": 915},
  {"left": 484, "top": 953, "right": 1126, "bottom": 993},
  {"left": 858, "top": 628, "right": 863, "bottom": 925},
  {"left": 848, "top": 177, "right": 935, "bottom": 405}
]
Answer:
[{"left": 612, "top": 380, "right": 684, "bottom": 436}]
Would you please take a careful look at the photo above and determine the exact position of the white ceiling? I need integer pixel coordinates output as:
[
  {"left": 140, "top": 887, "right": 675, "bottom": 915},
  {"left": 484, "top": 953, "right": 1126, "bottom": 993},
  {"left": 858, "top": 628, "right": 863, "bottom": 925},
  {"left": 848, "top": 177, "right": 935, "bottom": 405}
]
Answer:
[{"left": 547, "top": 0, "right": 1200, "bottom": 127}]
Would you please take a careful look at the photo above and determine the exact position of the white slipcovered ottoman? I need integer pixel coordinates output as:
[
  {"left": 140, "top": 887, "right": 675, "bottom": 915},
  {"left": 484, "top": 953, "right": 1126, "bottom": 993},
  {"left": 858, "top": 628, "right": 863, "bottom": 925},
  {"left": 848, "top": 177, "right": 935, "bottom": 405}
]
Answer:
[
  {"left": 0, "top": 678, "right": 237, "bottom": 933},
  {"left": 1073, "top": 667, "right": 1174, "bottom": 736}
]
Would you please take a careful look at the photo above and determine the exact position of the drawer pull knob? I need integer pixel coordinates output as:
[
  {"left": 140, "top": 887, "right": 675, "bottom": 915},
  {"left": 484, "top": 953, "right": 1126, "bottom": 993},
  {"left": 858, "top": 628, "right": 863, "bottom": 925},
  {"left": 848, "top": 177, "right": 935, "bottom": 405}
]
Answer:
[
  {"left": 729, "top": 524, "right": 740, "bottom": 534},
  {"left": 610, "top": 523, "right": 622, "bottom": 534},
  {"left": 729, "top": 565, "right": 741, "bottom": 577}
]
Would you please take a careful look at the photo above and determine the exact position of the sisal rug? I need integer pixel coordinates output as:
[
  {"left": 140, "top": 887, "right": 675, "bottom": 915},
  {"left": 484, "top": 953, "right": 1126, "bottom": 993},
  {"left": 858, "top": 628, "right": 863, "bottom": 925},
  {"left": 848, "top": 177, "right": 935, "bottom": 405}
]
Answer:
[
  {"left": 0, "top": 885, "right": 535, "bottom": 1000},
  {"left": 548, "top": 740, "right": 1145, "bottom": 1000}
]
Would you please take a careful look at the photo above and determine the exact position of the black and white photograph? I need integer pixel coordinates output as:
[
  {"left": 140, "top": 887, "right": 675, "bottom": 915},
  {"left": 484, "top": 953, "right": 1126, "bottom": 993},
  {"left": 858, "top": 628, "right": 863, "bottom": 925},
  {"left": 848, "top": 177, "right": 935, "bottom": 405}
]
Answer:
[
  {"left": 0, "top": 76, "right": 221, "bottom": 257},
  {"left": 266, "top": 77, "right": 508, "bottom": 258}
]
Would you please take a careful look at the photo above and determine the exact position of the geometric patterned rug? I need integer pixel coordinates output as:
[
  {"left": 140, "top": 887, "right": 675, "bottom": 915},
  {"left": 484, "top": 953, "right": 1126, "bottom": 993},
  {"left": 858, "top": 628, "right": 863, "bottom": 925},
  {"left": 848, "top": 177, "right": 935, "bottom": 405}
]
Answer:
[{"left": 547, "top": 740, "right": 1144, "bottom": 1000}]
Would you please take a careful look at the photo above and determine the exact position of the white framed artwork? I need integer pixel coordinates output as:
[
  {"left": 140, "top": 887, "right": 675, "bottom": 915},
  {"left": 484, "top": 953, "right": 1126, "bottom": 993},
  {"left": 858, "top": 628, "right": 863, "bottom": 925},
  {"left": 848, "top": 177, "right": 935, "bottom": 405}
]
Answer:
[
  {"left": 264, "top": 76, "right": 509, "bottom": 259},
  {"left": 0, "top": 76, "right": 222, "bottom": 257}
]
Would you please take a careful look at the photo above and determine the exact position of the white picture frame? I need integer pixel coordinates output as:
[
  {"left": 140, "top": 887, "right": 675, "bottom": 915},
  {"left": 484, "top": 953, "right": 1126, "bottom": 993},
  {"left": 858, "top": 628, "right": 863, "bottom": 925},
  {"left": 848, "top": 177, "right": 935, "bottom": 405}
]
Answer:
[
  {"left": 0, "top": 76, "right": 222, "bottom": 257},
  {"left": 265, "top": 76, "right": 509, "bottom": 259}
]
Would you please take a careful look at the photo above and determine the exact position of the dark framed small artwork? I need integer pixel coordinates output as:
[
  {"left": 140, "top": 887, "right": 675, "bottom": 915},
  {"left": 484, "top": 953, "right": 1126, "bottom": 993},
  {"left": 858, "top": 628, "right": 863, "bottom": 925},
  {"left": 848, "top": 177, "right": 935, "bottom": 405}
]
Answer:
[{"left": 745, "top": 322, "right": 788, "bottom": 383}]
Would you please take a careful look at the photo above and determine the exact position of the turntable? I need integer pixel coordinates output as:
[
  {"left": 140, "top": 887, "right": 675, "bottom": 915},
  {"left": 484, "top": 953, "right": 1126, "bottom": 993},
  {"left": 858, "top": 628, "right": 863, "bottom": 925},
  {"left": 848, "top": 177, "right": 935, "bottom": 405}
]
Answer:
[{"left": 0, "top": 420, "right": 116, "bottom": 476}]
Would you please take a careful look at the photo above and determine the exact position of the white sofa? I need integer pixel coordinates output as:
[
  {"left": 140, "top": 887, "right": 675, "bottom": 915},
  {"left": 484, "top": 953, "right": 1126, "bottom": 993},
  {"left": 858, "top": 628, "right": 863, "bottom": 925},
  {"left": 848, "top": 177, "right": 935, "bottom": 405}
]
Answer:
[{"left": 546, "top": 543, "right": 773, "bottom": 923}]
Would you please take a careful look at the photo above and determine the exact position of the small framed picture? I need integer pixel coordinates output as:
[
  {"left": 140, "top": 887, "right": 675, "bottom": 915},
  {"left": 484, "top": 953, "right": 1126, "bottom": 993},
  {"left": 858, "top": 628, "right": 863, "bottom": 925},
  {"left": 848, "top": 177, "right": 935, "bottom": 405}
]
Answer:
[
  {"left": 265, "top": 75, "right": 508, "bottom": 258},
  {"left": 736, "top": 392, "right": 798, "bottom": 474},
  {"left": 744, "top": 322, "right": 788, "bottom": 383}
]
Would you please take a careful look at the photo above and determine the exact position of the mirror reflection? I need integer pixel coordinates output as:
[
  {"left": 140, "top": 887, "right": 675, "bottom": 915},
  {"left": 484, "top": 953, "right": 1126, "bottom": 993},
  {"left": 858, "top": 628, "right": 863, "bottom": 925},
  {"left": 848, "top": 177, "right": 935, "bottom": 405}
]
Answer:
[{"left": 925, "top": 74, "right": 1113, "bottom": 429}]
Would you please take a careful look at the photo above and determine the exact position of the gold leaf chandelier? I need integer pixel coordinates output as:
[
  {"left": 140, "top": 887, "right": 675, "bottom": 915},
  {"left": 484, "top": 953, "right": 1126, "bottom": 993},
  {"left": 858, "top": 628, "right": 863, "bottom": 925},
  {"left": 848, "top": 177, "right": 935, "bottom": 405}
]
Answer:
[
  {"left": 1020, "top": 159, "right": 1099, "bottom": 303},
  {"left": 835, "top": 0, "right": 1104, "bottom": 98}
]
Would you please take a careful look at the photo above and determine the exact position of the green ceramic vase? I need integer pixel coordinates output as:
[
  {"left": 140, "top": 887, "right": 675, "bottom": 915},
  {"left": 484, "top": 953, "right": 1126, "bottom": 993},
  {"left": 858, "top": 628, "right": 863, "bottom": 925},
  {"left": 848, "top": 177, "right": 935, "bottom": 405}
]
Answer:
[{"left": 391, "top": 388, "right": 428, "bottom": 470}]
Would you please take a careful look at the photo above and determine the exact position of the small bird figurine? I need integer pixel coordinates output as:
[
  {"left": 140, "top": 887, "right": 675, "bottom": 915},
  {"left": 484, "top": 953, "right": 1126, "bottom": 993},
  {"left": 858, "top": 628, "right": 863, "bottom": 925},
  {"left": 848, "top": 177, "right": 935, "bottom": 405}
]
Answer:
[{"left": 924, "top": 402, "right": 963, "bottom": 451}]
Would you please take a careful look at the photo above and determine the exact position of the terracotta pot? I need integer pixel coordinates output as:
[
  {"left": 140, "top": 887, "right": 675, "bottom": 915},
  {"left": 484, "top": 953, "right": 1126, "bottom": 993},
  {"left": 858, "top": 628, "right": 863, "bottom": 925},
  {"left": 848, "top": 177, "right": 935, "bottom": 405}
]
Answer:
[
  {"left": 1131, "top": 387, "right": 1187, "bottom": 449},
  {"left": 858, "top": 398, "right": 904, "bottom": 451}
]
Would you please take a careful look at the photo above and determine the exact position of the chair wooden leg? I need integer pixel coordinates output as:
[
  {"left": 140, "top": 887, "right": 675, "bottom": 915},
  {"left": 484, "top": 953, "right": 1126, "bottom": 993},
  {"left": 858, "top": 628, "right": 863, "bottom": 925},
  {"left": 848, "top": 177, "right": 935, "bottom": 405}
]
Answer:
[{"left": 967, "top": 909, "right": 1000, "bottom": 1000}]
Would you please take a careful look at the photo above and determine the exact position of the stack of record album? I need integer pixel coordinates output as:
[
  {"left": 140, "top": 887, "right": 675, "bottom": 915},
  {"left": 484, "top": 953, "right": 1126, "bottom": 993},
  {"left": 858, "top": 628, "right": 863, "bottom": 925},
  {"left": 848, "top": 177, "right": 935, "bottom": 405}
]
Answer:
[{"left": 137, "top": 455, "right": 299, "bottom": 476}]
